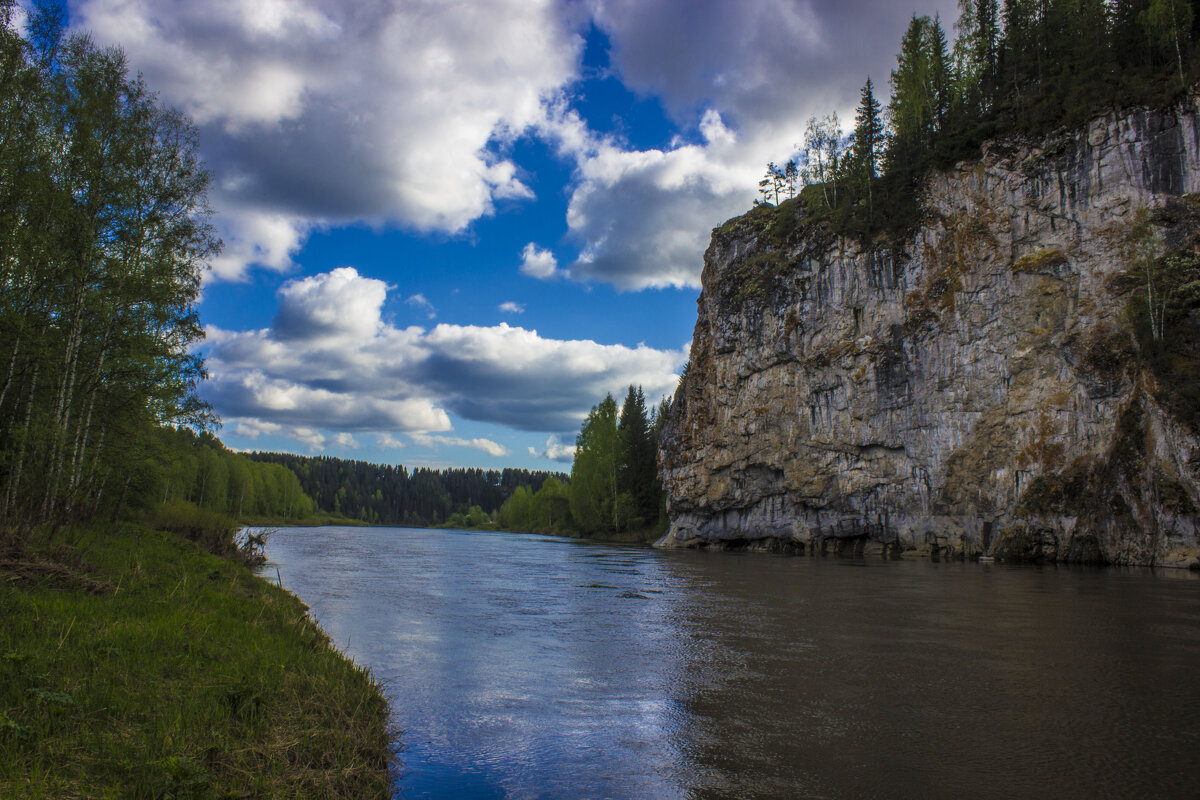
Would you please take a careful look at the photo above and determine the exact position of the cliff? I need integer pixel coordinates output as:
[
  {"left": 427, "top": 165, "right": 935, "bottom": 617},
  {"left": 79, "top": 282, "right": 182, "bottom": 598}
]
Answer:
[{"left": 658, "top": 98, "right": 1200, "bottom": 566}]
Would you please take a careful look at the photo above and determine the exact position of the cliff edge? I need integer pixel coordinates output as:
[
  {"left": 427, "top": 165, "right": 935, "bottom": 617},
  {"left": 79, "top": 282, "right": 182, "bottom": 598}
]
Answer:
[{"left": 659, "top": 99, "right": 1200, "bottom": 566}]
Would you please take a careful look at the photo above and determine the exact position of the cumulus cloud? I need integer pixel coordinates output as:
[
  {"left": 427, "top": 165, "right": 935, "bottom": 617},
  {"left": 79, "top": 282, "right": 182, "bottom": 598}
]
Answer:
[
  {"left": 74, "top": 0, "right": 584, "bottom": 280},
  {"left": 415, "top": 322, "right": 681, "bottom": 431},
  {"left": 498, "top": 301, "right": 525, "bottom": 314},
  {"left": 333, "top": 432, "right": 359, "bottom": 449},
  {"left": 202, "top": 267, "right": 684, "bottom": 448},
  {"left": 545, "top": 107, "right": 751, "bottom": 290},
  {"left": 75, "top": 0, "right": 959, "bottom": 289},
  {"left": 591, "top": 0, "right": 959, "bottom": 125},
  {"left": 272, "top": 267, "right": 386, "bottom": 340},
  {"left": 539, "top": 0, "right": 960, "bottom": 290},
  {"left": 519, "top": 243, "right": 560, "bottom": 280},
  {"left": 207, "top": 209, "right": 310, "bottom": 281},
  {"left": 231, "top": 417, "right": 329, "bottom": 450},
  {"left": 410, "top": 434, "right": 510, "bottom": 458},
  {"left": 232, "top": 418, "right": 282, "bottom": 440},
  {"left": 528, "top": 435, "right": 576, "bottom": 463},
  {"left": 377, "top": 433, "right": 407, "bottom": 449}
]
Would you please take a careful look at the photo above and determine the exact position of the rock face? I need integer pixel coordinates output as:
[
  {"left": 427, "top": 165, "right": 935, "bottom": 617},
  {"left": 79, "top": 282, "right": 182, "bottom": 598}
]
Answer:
[{"left": 658, "top": 98, "right": 1200, "bottom": 565}]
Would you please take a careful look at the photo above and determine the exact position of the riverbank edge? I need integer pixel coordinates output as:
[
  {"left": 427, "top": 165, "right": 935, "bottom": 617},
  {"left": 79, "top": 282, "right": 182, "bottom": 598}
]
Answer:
[
  {"left": 0, "top": 522, "right": 396, "bottom": 797},
  {"left": 655, "top": 534, "right": 1200, "bottom": 569}
]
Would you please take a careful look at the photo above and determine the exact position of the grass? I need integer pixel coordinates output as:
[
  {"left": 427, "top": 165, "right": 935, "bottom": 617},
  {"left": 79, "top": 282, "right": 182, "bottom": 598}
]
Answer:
[
  {"left": 235, "top": 513, "right": 367, "bottom": 528},
  {"left": 0, "top": 522, "right": 394, "bottom": 799}
]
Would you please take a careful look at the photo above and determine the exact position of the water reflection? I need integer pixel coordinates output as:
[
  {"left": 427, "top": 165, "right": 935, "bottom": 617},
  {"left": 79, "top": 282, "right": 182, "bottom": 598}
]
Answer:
[{"left": 265, "top": 528, "right": 1200, "bottom": 800}]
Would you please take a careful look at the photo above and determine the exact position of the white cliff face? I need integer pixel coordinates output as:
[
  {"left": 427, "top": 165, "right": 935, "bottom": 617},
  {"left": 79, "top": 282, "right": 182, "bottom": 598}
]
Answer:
[{"left": 658, "top": 99, "right": 1200, "bottom": 565}]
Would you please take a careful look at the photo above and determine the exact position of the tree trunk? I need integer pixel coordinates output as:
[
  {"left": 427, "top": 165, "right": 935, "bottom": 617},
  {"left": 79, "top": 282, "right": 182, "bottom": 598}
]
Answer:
[
  {"left": 2, "top": 361, "right": 38, "bottom": 520},
  {"left": 0, "top": 332, "right": 20, "bottom": 414}
]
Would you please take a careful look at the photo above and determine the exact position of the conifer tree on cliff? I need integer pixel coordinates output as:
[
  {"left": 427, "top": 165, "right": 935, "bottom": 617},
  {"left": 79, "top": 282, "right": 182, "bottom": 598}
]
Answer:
[{"left": 851, "top": 77, "right": 883, "bottom": 218}]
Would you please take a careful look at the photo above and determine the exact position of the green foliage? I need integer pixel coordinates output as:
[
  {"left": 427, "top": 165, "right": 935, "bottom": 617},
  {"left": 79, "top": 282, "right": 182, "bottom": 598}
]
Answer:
[
  {"left": 248, "top": 451, "right": 565, "bottom": 528},
  {"left": 618, "top": 385, "right": 660, "bottom": 528},
  {"left": 442, "top": 504, "right": 494, "bottom": 530},
  {"left": 570, "top": 394, "right": 620, "bottom": 533},
  {"left": 801, "top": 114, "right": 846, "bottom": 211},
  {"left": 141, "top": 428, "right": 315, "bottom": 524},
  {"left": 1116, "top": 201, "right": 1200, "bottom": 429},
  {"left": 0, "top": 10, "right": 220, "bottom": 534},
  {"left": 1011, "top": 248, "right": 1069, "bottom": 273},
  {"left": 748, "top": 0, "right": 1200, "bottom": 248},
  {"left": 0, "top": 523, "right": 392, "bottom": 797},
  {"left": 567, "top": 386, "right": 669, "bottom": 537},
  {"left": 498, "top": 476, "right": 572, "bottom": 532},
  {"left": 1141, "top": 0, "right": 1194, "bottom": 84}
]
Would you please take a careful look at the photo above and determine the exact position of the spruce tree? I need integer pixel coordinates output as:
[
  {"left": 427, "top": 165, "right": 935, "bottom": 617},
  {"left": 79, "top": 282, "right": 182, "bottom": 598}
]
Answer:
[
  {"left": 618, "top": 385, "right": 657, "bottom": 526},
  {"left": 851, "top": 77, "right": 884, "bottom": 217}
]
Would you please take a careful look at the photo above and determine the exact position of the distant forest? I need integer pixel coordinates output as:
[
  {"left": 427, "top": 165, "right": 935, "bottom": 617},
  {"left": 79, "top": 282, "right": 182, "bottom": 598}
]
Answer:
[{"left": 246, "top": 452, "right": 566, "bottom": 527}]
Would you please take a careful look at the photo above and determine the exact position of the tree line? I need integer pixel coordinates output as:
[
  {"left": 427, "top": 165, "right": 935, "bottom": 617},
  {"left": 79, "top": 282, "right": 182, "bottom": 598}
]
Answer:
[
  {"left": 154, "top": 428, "right": 314, "bottom": 521},
  {"left": 760, "top": 0, "right": 1200, "bottom": 241},
  {"left": 496, "top": 386, "right": 670, "bottom": 537},
  {"left": 0, "top": 4, "right": 226, "bottom": 536},
  {"left": 246, "top": 451, "right": 565, "bottom": 527}
]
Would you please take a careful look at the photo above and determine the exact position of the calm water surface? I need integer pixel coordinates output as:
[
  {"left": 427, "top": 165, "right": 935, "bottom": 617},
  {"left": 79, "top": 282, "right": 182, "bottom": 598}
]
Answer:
[{"left": 264, "top": 527, "right": 1200, "bottom": 800}]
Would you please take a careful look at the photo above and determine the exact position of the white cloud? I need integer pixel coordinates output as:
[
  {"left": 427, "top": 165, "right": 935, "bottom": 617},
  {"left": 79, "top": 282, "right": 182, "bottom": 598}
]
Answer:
[
  {"left": 377, "top": 433, "right": 407, "bottom": 449},
  {"left": 498, "top": 301, "right": 525, "bottom": 314},
  {"left": 273, "top": 267, "right": 386, "bottom": 340},
  {"left": 232, "top": 418, "right": 282, "bottom": 439},
  {"left": 528, "top": 435, "right": 576, "bottom": 463},
  {"left": 207, "top": 209, "right": 309, "bottom": 282},
  {"left": 519, "top": 243, "right": 560, "bottom": 280},
  {"left": 229, "top": 417, "right": 329, "bottom": 451},
  {"left": 411, "top": 434, "right": 510, "bottom": 458},
  {"left": 532, "top": 0, "right": 958, "bottom": 290},
  {"left": 74, "top": 0, "right": 584, "bottom": 280},
  {"left": 406, "top": 293, "right": 437, "bottom": 319},
  {"left": 290, "top": 427, "right": 327, "bottom": 450},
  {"left": 554, "top": 108, "right": 754, "bottom": 290},
  {"left": 202, "top": 267, "right": 685, "bottom": 443},
  {"left": 74, "top": 0, "right": 960, "bottom": 289},
  {"left": 333, "top": 432, "right": 359, "bottom": 449}
]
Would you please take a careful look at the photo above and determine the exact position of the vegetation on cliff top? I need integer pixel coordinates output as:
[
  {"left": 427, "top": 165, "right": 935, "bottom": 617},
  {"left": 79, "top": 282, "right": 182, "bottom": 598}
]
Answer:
[{"left": 741, "top": 0, "right": 1200, "bottom": 253}]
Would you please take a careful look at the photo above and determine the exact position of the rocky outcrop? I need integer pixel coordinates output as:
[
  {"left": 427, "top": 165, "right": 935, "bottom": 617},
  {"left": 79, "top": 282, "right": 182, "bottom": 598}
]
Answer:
[{"left": 658, "top": 98, "right": 1200, "bottom": 565}]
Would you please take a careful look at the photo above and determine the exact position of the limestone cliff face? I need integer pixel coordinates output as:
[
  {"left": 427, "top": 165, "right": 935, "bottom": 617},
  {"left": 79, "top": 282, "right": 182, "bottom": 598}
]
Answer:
[{"left": 658, "top": 99, "right": 1200, "bottom": 565}]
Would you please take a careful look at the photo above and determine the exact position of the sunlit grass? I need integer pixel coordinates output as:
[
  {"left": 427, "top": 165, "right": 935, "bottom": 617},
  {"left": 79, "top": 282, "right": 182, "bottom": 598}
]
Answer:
[{"left": 0, "top": 523, "right": 394, "bottom": 798}]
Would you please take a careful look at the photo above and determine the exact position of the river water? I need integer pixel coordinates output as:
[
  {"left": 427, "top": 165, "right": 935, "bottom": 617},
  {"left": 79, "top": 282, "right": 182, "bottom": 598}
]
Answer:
[{"left": 264, "top": 526, "right": 1200, "bottom": 800}]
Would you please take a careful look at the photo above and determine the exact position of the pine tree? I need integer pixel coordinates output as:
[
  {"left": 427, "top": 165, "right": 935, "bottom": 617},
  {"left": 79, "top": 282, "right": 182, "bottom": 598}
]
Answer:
[
  {"left": 931, "top": 16, "right": 953, "bottom": 130},
  {"left": 618, "top": 385, "right": 656, "bottom": 527},
  {"left": 851, "top": 77, "right": 884, "bottom": 217}
]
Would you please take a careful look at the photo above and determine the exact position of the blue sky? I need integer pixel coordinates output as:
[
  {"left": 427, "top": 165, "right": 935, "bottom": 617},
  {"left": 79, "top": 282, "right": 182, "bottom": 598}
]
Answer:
[{"left": 63, "top": 0, "right": 957, "bottom": 469}]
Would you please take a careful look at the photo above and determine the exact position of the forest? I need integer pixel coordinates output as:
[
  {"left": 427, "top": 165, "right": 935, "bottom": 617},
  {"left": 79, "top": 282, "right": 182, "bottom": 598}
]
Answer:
[
  {"left": 246, "top": 450, "right": 565, "bottom": 527},
  {"left": 0, "top": 6, "right": 325, "bottom": 539},
  {"left": 494, "top": 386, "right": 671, "bottom": 538},
  {"left": 760, "top": 0, "right": 1200, "bottom": 242}
]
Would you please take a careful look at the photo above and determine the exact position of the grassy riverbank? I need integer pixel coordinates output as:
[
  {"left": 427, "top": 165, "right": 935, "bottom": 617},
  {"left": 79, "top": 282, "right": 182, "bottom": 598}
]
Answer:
[{"left": 0, "top": 523, "right": 393, "bottom": 798}]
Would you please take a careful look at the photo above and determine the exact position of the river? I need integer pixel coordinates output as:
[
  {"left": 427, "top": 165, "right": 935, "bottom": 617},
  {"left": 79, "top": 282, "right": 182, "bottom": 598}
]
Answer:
[{"left": 263, "top": 526, "right": 1200, "bottom": 800}]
